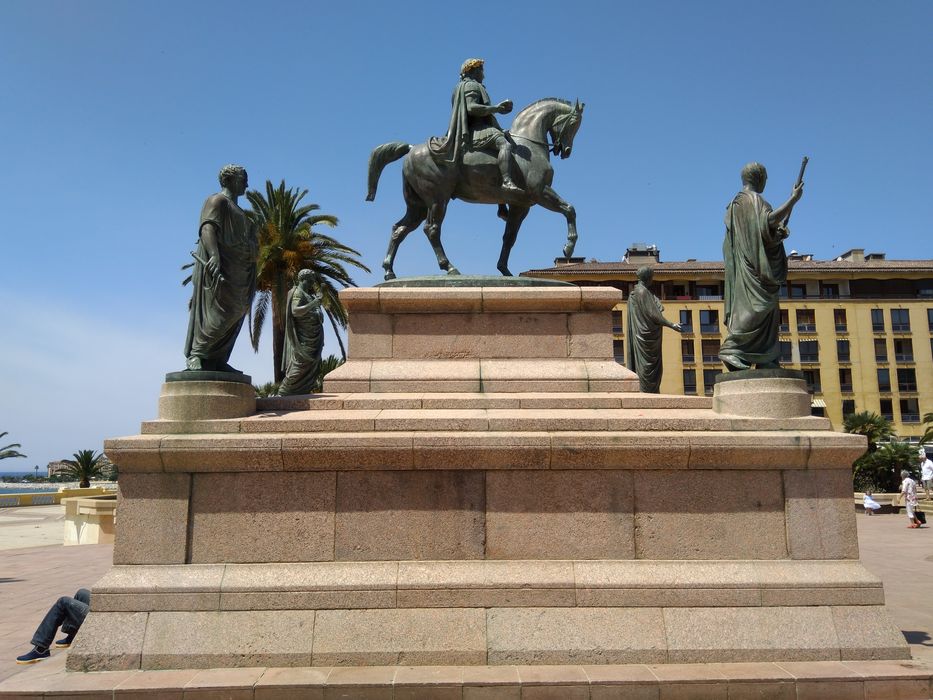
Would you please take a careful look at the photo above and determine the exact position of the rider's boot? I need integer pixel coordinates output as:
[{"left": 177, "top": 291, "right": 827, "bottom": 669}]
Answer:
[{"left": 497, "top": 140, "right": 524, "bottom": 194}]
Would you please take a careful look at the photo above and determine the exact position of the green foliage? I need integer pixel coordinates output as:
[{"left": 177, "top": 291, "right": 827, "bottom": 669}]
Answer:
[
  {"left": 853, "top": 441, "right": 919, "bottom": 493},
  {"left": 843, "top": 411, "right": 894, "bottom": 448},
  {"left": 254, "top": 381, "right": 281, "bottom": 398},
  {"left": 61, "top": 449, "right": 106, "bottom": 489},
  {"left": 247, "top": 181, "right": 370, "bottom": 381},
  {"left": 844, "top": 411, "right": 898, "bottom": 492},
  {"left": 920, "top": 412, "right": 933, "bottom": 446},
  {"left": 0, "top": 432, "right": 27, "bottom": 460},
  {"left": 313, "top": 355, "right": 345, "bottom": 392}
]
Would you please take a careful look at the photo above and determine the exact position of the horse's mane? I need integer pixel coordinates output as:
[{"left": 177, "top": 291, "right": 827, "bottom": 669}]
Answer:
[{"left": 526, "top": 97, "right": 572, "bottom": 108}]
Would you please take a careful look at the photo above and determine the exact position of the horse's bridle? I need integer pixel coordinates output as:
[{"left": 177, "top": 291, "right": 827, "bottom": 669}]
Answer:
[{"left": 510, "top": 109, "right": 578, "bottom": 153}]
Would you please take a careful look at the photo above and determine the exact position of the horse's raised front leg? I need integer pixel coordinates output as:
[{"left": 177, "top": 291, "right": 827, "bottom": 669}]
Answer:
[
  {"left": 539, "top": 186, "right": 578, "bottom": 259},
  {"left": 424, "top": 201, "right": 460, "bottom": 275},
  {"left": 383, "top": 205, "right": 426, "bottom": 280},
  {"left": 497, "top": 205, "right": 530, "bottom": 276}
]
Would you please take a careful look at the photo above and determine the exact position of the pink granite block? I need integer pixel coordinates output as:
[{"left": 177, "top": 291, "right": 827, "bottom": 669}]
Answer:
[
  {"left": 347, "top": 313, "right": 393, "bottom": 359},
  {"left": 481, "top": 287, "right": 581, "bottom": 312},
  {"left": 189, "top": 471, "right": 336, "bottom": 563},
  {"left": 784, "top": 469, "right": 859, "bottom": 560},
  {"left": 253, "top": 667, "right": 331, "bottom": 700},
  {"left": 568, "top": 312, "right": 612, "bottom": 358},
  {"left": 340, "top": 287, "right": 381, "bottom": 313},
  {"left": 335, "top": 470, "right": 485, "bottom": 560},
  {"left": 104, "top": 436, "right": 164, "bottom": 472},
  {"left": 160, "top": 434, "right": 283, "bottom": 472},
  {"left": 550, "top": 432, "right": 688, "bottom": 470},
  {"left": 113, "top": 473, "right": 190, "bottom": 565},
  {"left": 412, "top": 432, "right": 550, "bottom": 470},
  {"left": 282, "top": 432, "right": 414, "bottom": 470},
  {"left": 633, "top": 470, "right": 788, "bottom": 559},
  {"left": 486, "top": 470, "right": 634, "bottom": 559}
]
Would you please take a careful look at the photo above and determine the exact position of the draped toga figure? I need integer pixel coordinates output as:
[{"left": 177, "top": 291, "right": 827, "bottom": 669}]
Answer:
[
  {"left": 719, "top": 162, "right": 804, "bottom": 371},
  {"left": 184, "top": 164, "right": 258, "bottom": 373},
  {"left": 278, "top": 269, "right": 325, "bottom": 396},
  {"left": 626, "top": 266, "right": 683, "bottom": 393}
]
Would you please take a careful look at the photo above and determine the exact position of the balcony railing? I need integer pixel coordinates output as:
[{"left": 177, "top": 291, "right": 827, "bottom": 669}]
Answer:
[
  {"left": 840, "top": 384, "right": 853, "bottom": 392},
  {"left": 806, "top": 384, "right": 822, "bottom": 393},
  {"left": 902, "top": 414, "right": 920, "bottom": 423},
  {"left": 698, "top": 294, "right": 723, "bottom": 301},
  {"left": 898, "top": 382, "right": 918, "bottom": 392},
  {"left": 838, "top": 354, "right": 850, "bottom": 362},
  {"left": 682, "top": 355, "right": 695, "bottom": 363},
  {"left": 800, "top": 354, "right": 820, "bottom": 363},
  {"left": 797, "top": 324, "right": 816, "bottom": 333},
  {"left": 779, "top": 324, "right": 789, "bottom": 332},
  {"left": 680, "top": 324, "right": 693, "bottom": 333},
  {"left": 684, "top": 385, "right": 697, "bottom": 395},
  {"left": 700, "top": 324, "right": 720, "bottom": 334},
  {"left": 881, "top": 413, "right": 894, "bottom": 420},
  {"left": 702, "top": 355, "right": 719, "bottom": 363},
  {"left": 611, "top": 326, "right": 623, "bottom": 334},
  {"left": 872, "top": 324, "right": 885, "bottom": 332},
  {"left": 878, "top": 384, "right": 892, "bottom": 393},
  {"left": 835, "top": 323, "right": 847, "bottom": 332},
  {"left": 875, "top": 354, "right": 888, "bottom": 362},
  {"left": 895, "top": 354, "right": 914, "bottom": 362},
  {"left": 891, "top": 323, "right": 911, "bottom": 332}
]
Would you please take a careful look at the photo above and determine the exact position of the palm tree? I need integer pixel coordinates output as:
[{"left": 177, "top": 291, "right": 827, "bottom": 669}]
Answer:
[
  {"left": 61, "top": 450, "right": 106, "bottom": 489},
  {"left": 247, "top": 181, "right": 370, "bottom": 382},
  {"left": 313, "top": 354, "right": 345, "bottom": 392},
  {"left": 843, "top": 411, "right": 894, "bottom": 451},
  {"left": 253, "top": 381, "right": 281, "bottom": 398},
  {"left": 920, "top": 412, "right": 933, "bottom": 446},
  {"left": 0, "top": 432, "right": 27, "bottom": 461}
]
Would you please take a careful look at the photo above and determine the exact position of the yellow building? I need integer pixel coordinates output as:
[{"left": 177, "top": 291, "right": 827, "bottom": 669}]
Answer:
[{"left": 524, "top": 245, "right": 933, "bottom": 441}]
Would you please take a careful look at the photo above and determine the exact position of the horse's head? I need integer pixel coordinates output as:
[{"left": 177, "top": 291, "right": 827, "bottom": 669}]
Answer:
[{"left": 550, "top": 99, "right": 584, "bottom": 159}]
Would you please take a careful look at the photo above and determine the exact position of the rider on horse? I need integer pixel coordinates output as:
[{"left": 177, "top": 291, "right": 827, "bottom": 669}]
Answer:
[{"left": 429, "top": 58, "right": 523, "bottom": 194}]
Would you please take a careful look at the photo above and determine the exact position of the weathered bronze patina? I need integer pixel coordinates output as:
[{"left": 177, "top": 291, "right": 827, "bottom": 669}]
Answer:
[
  {"left": 278, "top": 269, "right": 325, "bottom": 396},
  {"left": 626, "top": 266, "right": 683, "bottom": 393},
  {"left": 367, "top": 59, "right": 584, "bottom": 280},
  {"left": 184, "top": 165, "right": 258, "bottom": 373},
  {"left": 719, "top": 161, "right": 804, "bottom": 371}
]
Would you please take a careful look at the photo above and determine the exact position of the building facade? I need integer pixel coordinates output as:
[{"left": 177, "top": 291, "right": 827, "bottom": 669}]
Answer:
[{"left": 523, "top": 246, "right": 933, "bottom": 441}]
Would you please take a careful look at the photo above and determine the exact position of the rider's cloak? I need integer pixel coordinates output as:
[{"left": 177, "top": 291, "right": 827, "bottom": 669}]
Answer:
[{"left": 429, "top": 78, "right": 502, "bottom": 164}]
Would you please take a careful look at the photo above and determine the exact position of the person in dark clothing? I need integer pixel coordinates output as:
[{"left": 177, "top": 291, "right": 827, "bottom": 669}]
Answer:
[{"left": 15, "top": 588, "right": 90, "bottom": 664}]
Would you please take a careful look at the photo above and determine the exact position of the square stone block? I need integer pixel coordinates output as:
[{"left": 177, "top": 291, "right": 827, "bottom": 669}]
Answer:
[
  {"left": 633, "top": 470, "right": 787, "bottom": 559},
  {"left": 412, "top": 431, "right": 550, "bottom": 470},
  {"left": 348, "top": 313, "right": 393, "bottom": 359},
  {"left": 190, "top": 472, "right": 336, "bottom": 563},
  {"left": 568, "top": 312, "right": 612, "bottom": 358},
  {"left": 831, "top": 606, "right": 912, "bottom": 660},
  {"left": 663, "top": 607, "right": 839, "bottom": 663},
  {"left": 66, "top": 611, "right": 149, "bottom": 671},
  {"left": 141, "top": 610, "right": 314, "bottom": 669},
  {"left": 784, "top": 470, "right": 859, "bottom": 560},
  {"left": 486, "top": 470, "right": 634, "bottom": 559},
  {"left": 392, "top": 312, "right": 569, "bottom": 359},
  {"left": 335, "top": 470, "right": 485, "bottom": 560},
  {"left": 550, "top": 432, "right": 688, "bottom": 470},
  {"left": 486, "top": 607, "right": 667, "bottom": 664},
  {"left": 481, "top": 287, "right": 581, "bottom": 312},
  {"left": 114, "top": 473, "right": 191, "bottom": 565},
  {"left": 282, "top": 432, "right": 415, "bottom": 470},
  {"left": 312, "top": 608, "right": 486, "bottom": 665},
  {"left": 160, "top": 435, "right": 283, "bottom": 472},
  {"left": 104, "top": 435, "right": 163, "bottom": 472}
]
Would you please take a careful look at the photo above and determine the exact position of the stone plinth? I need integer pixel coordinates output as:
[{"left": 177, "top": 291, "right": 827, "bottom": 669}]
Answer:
[
  {"left": 323, "top": 285, "right": 639, "bottom": 392},
  {"left": 713, "top": 368, "right": 810, "bottom": 418},
  {"left": 158, "top": 372, "right": 255, "bottom": 421},
  {"left": 69, "top": 284, "right": 906, "bottom": 673}
]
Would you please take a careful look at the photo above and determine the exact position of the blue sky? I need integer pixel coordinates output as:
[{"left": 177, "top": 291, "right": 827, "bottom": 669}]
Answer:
[{"left": 1, "top": 0, "right": 931, "bottom": 469}]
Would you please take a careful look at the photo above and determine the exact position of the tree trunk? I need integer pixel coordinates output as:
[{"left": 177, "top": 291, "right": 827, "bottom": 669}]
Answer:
[
  {"left": 80, "top": 479, "right": 90, "bottom": 488},
  {"left": 272, "top": 283, "right": 285, "bottom": 384}
]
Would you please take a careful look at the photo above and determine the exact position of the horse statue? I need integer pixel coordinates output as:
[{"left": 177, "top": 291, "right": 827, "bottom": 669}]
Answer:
[{"left": 366, "top": 98, "right": 584, "bottom": 280}]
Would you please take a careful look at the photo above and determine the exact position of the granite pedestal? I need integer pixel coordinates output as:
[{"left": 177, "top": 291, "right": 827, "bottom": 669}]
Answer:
[{"left": 66, "top": 285, "right": 910, "bottom": 679}]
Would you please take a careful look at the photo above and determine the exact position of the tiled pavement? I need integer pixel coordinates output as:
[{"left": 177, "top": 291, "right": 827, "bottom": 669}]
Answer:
[{"left": 0, "top": 504, "right": 930, "bottom": 688}]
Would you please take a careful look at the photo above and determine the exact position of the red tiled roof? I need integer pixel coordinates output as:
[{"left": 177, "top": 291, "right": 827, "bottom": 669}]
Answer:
[{"left": 522, "top": 259, "right": 933, "bottom": 277}]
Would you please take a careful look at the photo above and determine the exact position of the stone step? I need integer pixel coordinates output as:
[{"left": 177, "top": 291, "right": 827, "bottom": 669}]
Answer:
[
  {"left": 140, "top": 407, "right": 832, "bottom": 435},
  {"left": 3, "top": 657, "right": 932, "bottom": 699},
  {"left": 258, "top": 392, "right": 715, "bottom": 412},
  {"left": 107, "top": 429, "right": 862, "bottom": 473},
  {"left": 90, "top": 560, "right": 885, "bottom": 612}
]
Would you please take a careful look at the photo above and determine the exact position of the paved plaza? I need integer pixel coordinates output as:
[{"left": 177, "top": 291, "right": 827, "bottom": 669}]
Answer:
[{"left": 0, "top": 503, "right": 930, "bottom": 686}]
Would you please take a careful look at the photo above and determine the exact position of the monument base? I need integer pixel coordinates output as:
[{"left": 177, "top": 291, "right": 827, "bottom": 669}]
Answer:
[
  {"left": 158, "top": 377, "right": 255, "bottom": 421},
  {"left": 713, "top": 368, "right": 810, "bottom": 418}
]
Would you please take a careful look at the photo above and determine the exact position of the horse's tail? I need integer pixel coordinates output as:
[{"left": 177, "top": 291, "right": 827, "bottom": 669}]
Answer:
[{"left": 366, "top": 142, "right": 412, "bottom": 201}]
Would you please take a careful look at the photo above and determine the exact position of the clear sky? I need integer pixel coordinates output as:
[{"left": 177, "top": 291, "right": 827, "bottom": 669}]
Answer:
[{"left": 1, "top": 0, "right": 931, "bottom": 470}]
